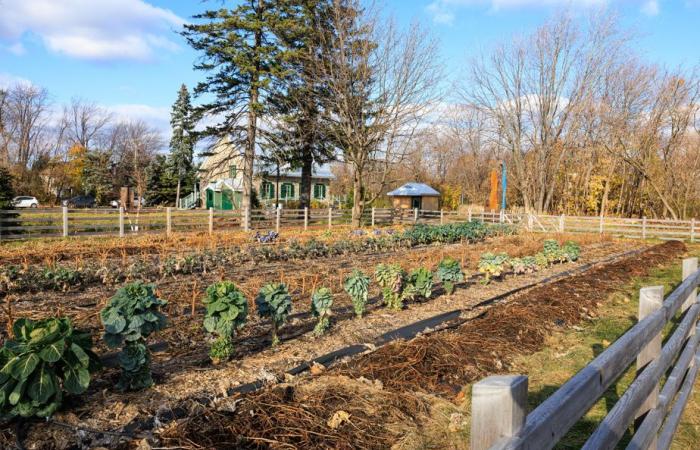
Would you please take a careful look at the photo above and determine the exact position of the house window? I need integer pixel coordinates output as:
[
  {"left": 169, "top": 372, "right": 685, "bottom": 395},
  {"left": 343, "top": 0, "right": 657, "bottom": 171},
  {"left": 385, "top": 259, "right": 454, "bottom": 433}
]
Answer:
[
  {"left": 229, "top": 165, "right": 237, "bottom": 178},
  {"left": 261, "top": 181, "right": 274, "bottom": 199},
  {"left": 281, "top": 182, "right": 295, "bottom": 199},
  {"left": 313, "top": 183, "right": 326, "bottom": 199}
]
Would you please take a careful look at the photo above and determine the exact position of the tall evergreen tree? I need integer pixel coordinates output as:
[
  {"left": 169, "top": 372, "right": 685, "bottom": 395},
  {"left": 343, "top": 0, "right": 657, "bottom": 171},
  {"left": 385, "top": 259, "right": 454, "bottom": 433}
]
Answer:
[
  {"left": 268, "top": 0, "right": 337, "bottom": 209},
  {"left": 0, "top": 165, "right": 15, "bottom": 209},
  {"left": 169, "top": 84, "right": 195, "bottom": 207},
  {"left": 145, "top": 155, "right": 178, "bottom": 206},
  {"left": 183, "top": 1, "right": 286, "bottom": 213}
]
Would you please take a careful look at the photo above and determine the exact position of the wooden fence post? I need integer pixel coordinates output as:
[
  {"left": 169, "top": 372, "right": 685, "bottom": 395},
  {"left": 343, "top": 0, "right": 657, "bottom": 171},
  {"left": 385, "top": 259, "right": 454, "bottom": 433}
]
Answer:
[
  {"left": 166, "top": 207, "right": 172, "bottom": 236},
  {"left": 119, "top": 207, "right": 125, "bottom": 238},
  {"left": 499, "top": 209, "right": 504, "bottom": 224},
  {"left": 414, "top": 207, "right": 418, "bottom": 223},
  {"left": 208, "top": 207, "right": 214, "bottom": 236},
  {"left": 440, "top": 208, "right": 444, "bottom": 225},
  {"left": 243, "top": 207, "right": 250, "bottom": 231},
  {"left": 642, "top": 216, "right": 647, "bottom": 240},
  {"left": 682, "top": 258, "right": 698, "bottom": 315},
  {"left": 481, "top": 210, "right": 485, "bottom": 222},
  {"left": 328, "top": 207, "right": 332, "bottom": 230},
  {"left": 471, "top": 375, "right": 528, "bottom": 450},
  {"left": 635, "top": 285, "right": 664, "bottom": 440},
  {"left": 527, "top": 213, "right": 533, "bottom": 232},
  {"left": 559, "top": 214, "right": 565, "bottom": 233},
  {"left": 599, "top": 214, "right": 604, "bottom": 234},
  {"left": 276, "top": 205, "right": 281, "bottom": 233},
  {"left": 468, "top": 207, "right": 472, "bottom": 222},
  {"left": 304, "top": 207, "right": 308, "bottom": 231},
  {"left": 371, "top": 207, "right": 375, "bottom": 227},
  {"left": 692, "top": 218, "right": 696, "bottom": 243},
  {"left": 62, "top": 206, "right": 68, "bottom": 237}
]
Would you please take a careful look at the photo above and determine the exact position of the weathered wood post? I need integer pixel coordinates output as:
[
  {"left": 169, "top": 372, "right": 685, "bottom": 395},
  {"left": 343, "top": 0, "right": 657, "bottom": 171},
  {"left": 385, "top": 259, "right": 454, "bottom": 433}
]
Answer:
[
  {"left": 243, "top": 207, "right": 250, "bottom": 231},
  {"left": 468, "top": 207, "right": 472, "bottom": 222},
  {"left": 414, "top": 207, "right": 418, "bottom": 223},
  {"left": 691, "top": 218, "right": 696, "bottom": 243},
  {"left": 166, "top": 207, "right": 172, "bottom": 236},
  {"left": 635, "top": 285, "right": 664, "bottom": 442},
  {"left": 327, "top": 207, "right": 332, "bottom": 230},
  {"left": 481, "top": 209, "right": 485, "bottom": 222},
  {"left": 371, "top": 207, "right": 376, "bottom": 227},
  {"left": 471, "top": 375, "right": 528, "bottom": 450},
  {"left": 119, "top": 207, "right": 125, "bottom": 238},
  {"left": 527, "top": 213, "right": 533, "bottom": 232},
  {"left": 599, "top": 214, "right": 604, "bottom": 234},
  {"left": 642, "top": 216, "right": 647, "bottom": 240},
  {"left": 682, "top": 257, "right": 698, "bottom": 317},
  {"left": 304, "top": 207, "right": 309, "bottom": 231},
  {"left": 62, "top": 206, "right": 68, "bottom": 238},
  {"left": 208, "top": 207, "right": 214, "bottom": 236},
  {"left": 440, "top": 209, "right": 444, "bottom": 225},
  {"left": 559, "top": 214, "right": 565, "bottom": 233},
  {"left": 276, "top": 204, "right": 281, "bottom": 233},
  {"left": 499, "top": 209, "right": 504, "bottom": 224}
]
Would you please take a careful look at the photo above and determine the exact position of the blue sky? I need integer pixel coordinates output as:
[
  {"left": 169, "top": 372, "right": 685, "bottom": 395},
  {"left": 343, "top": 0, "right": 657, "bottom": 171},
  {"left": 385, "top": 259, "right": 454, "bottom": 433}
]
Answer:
[{"left": 0, "top": 0, "right": 698, "bottom": 135}]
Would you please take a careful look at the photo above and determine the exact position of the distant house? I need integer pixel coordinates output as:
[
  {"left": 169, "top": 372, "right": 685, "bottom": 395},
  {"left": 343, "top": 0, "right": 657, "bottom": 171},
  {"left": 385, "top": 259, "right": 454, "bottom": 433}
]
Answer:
[
  {"left": 199, "top": 136, "right": 333, "bottom": 210},
  {"left": 387, "top": 182, "right": 440, "bottom": 210}
]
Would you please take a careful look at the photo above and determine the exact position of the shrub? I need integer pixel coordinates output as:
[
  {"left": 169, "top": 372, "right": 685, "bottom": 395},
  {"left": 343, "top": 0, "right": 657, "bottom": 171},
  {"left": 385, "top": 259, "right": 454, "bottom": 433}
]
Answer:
[
  {"left": 100, "top": 282, "right": 167, "bottom": 391},
  {"left": 0, "top": 317, "right": 100, "bottom": 419},
  {"left": 344, "top": 270, "right": 371, "bottom": 318},
  {"left": 563, "top": 241, "right": 581, "bottom": 262},
  {"left": 311, "top": 287, "right": 334, "bottom": 336},
  {"left": 436, "top": 257, "right": 464, "bottom": 294},
  {"left": 375, "top": 263, "right": 409, "bottom": 310},
  {"left": 408, "top": 267, "right": 434, "bottom": 298},
  {"left": 478, "top": 253, "right": 510, "bottom": 284},
  {"left": 255, "top": 283, "right": 292, "bottom": 346},
  {"left": 202, "top": 281, "right": 248, "bottom": 363}
]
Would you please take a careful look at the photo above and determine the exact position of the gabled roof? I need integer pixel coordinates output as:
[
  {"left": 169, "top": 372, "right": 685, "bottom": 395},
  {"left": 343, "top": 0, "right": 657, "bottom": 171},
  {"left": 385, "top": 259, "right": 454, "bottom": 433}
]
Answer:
[{"left": 387, "top": 182, "right": 440, "bottom": 197}]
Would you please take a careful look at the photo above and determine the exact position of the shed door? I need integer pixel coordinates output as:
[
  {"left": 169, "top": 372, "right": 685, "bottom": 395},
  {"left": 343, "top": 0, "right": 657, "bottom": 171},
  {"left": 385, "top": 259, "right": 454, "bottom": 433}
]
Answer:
[{"left": 411, "top": 196, "right": 421, "bottom": 209}]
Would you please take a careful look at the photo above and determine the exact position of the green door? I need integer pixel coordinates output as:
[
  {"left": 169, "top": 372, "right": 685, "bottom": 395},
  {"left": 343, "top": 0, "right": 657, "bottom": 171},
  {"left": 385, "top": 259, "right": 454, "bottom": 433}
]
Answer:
[
  {"left": 206, "top": 189, "right": 214, "bottom": 209},
  {"left": 221, "top": 189, "right": 233, "bottom": 210}
]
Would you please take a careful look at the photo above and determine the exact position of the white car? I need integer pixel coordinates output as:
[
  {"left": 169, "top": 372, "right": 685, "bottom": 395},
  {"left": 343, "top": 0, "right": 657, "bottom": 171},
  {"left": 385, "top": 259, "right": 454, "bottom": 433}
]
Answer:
[{"left": 12, "top": 196, "right": 39, "bottom": 208}]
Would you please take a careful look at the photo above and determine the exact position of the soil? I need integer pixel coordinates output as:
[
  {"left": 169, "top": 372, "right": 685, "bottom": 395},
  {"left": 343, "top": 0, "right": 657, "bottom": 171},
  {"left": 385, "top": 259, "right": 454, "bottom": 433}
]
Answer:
[{"left": 0, "top": 234, "right": 674, "bottom": 450}]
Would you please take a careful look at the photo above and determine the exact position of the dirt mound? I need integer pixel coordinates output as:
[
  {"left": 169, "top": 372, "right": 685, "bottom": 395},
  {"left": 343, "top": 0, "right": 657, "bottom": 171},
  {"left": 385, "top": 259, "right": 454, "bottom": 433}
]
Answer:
[{"left": 333, "top": 240, "right": 686, "bottom": 397}]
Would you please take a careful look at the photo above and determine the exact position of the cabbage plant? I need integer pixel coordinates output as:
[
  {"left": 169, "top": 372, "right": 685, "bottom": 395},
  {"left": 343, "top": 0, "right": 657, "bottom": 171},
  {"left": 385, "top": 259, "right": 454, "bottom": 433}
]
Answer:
[
  {"left": 0, "top": 317, "right": 99, "bottom": 419},
  {"left": 100, "top": 282, "right": 167, "bottom": 391},
  {"left": 436, "top": 257, "right": 464, "bottom": 294},
  {"left": 562, "top": 241, "right": 581, "bottom": 262},
  {"left": 344, "top": 269, "right": 370, "bottom": 318},
  {"left": 311, "top": 287, "right": 334, "bottom": 336},
  {"left": 478, "top": 253, "right": 510, "bottom": 284},
  {"left": 375, "top": 263, "right": 408, "bottom": 310},
  {"left": 202, "top": 281, "right": 248, "bottom": 363},
  {"left": 255, "top": 283, "right": 292, "bottom": 346}
]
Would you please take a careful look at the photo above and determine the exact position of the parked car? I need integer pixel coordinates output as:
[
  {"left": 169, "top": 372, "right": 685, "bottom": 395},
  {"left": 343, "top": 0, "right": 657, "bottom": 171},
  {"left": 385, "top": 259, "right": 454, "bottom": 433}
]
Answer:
[
  {"left": 11, "top": 196, "right": 39, "bottom": 208},
  {"left": 109, "top": 199, "right": 120, "bottom": 208},
  {"left": 63, "top": 195, "right": 96, "bottom": 208}
]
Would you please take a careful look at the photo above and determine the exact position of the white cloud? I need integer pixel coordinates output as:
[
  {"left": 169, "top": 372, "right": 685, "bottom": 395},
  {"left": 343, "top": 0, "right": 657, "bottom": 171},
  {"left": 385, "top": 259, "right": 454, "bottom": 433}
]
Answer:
[
  {"left": 0, "top": 0, "right": 183, "bottom": 61},
  {"left": 641, "top": 0, "right": 660, "bottom": 15},
  {"left": 0, "top": 72, "right": 33, "bottom": 89},
  {"left": 426, "top": 0, "right": 609, "bottom": 23},
  {"left": 108, "top": 103, "right": 171, "bottom": 135}
]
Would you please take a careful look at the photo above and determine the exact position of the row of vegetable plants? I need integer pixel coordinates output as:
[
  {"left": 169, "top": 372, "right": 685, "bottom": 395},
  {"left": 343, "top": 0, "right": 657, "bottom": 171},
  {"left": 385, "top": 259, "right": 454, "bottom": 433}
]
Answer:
[
  {"left": 0, "top": 239, "right": 580, "bottom": 422},
  {"left": 0, "top": 221, "right": 513, "bottom": 294}
]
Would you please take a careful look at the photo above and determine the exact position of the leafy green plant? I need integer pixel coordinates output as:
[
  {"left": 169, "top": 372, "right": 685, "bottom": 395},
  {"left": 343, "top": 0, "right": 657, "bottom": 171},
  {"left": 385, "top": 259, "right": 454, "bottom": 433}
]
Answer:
[
  {"left": 255, "top": 283, "right": 292, "bottom": 346},
  {"left": 202, "top": 281, "right": 248, "bottom": 364},
  {"left": 511, "top": 256, "right": 538, "bottom": 274},
  {"left": 311, "top": 287, "right": 334, "bottom": 336},
  {"left": 543, "top": 239, "right": 565, "bottom": 263},
  {"left": 100, "top": 282, "right": 167, "bottom": 391},
  {"left": 408, "top": 267, "right": 434, "bottom": 298},
  {"left": 0, "top": 317, "right": 100, "bottom": 419},
  {"left": 534, "top": 252, "right": 549, "bottom": 270},
  {"left": 563, "top": 241, "right": 581, "bottom": 262},
  {"left": 344, "top": 270, "right": 371, "bottom": 318},
  {"left": 436, "top": 257, "right": 464, "bottom": 294},
  {"left": 375, "top": 263, "right": 408, "bottom": 310},
  {"left": 478, "top": 253, "right": 510, "bottom": 284}
]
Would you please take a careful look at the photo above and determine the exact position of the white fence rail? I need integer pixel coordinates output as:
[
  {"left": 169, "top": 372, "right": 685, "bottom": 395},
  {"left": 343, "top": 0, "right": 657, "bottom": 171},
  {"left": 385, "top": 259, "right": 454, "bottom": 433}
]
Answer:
[
  {"left": 0, "top": 206, "right": 698, "bottom": 242},
  {"left": 471, "top": 258, "right": 700, "bottom": 450}
]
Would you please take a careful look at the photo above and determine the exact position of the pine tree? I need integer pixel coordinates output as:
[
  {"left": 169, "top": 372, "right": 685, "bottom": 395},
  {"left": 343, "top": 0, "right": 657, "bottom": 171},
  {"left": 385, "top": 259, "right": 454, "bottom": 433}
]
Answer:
[
  {"left": 183, "top": 1, "right": 287, "bottom": 214},
  {"left": 145, "top": 155, "right": 178, "bottom": 206},
  {"left": 0, "top": 165, "right": 15, "bottom": 209},
  {"left": 81, "top": 150, "right": 113, "bottom": 205},
  {"left": 169, "top": 84, "right": 195, "bottom": 207}
]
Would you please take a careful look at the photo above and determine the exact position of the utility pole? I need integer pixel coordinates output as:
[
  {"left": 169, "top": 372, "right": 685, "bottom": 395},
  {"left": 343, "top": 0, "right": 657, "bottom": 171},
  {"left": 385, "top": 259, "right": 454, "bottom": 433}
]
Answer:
[{"left": 501, "top": 160, "right": 507, "bottom": 211}]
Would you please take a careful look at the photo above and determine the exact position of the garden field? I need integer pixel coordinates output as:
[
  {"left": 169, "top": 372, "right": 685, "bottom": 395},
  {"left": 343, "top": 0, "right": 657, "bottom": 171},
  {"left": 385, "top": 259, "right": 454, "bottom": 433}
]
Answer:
[{"left": 0, "top": 222, "right": 694, "bottom": 449}]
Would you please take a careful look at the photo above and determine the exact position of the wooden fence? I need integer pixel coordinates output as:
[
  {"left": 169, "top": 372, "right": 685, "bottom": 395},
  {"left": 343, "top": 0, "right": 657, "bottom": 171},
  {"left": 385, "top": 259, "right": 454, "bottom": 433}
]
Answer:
[
  {"left": 471, "top": 258, "right": 700, "bottom": 450},
  {"left": 0, "top": 206, "right": 698, "bottom": 242}
]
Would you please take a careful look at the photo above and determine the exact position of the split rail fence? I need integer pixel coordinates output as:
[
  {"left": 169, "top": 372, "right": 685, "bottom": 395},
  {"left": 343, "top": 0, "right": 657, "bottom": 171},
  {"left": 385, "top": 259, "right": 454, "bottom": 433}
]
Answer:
[
  {"left": 471, "top": 257, "right": 700, "bottom": 450},
  {"left": 0, "top": 206, "right": 697, "bottom": 242}
]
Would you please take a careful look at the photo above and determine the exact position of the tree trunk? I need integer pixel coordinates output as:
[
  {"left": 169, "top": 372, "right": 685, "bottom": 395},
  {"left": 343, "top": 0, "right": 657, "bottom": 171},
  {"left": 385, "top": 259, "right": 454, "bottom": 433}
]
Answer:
[
  {"left": 242, "top": 5, "right": 262, "bottom": 214},
  {"left": 175, "top": 178, "right": 181, "bottom": 208},
  {"left": 299, "top": 149, "right": 313, "bottom": 209},
  {"left": 351, "top": 165, "right": 363, "bottom": 228}
]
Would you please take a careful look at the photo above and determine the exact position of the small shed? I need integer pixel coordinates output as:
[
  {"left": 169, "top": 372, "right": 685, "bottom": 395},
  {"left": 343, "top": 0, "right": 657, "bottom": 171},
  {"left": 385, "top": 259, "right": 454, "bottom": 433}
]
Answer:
[{"left": 387, "top": 182, "right": 440, "bottom": 210}]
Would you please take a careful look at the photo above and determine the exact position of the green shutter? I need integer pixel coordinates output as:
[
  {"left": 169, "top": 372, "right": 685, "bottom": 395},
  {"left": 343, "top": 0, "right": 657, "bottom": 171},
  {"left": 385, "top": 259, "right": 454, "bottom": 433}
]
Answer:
[
  {"left": 314, "top": 184, "right": 326, "bottom": 199},
  {"left": 281, "top": 183, "right": 294, "bottom": 199}
]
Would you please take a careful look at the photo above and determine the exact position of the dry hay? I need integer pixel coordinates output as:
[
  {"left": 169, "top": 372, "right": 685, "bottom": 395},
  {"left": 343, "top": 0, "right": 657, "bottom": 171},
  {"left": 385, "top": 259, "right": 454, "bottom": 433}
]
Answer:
[
  {"left": 333, "top": 240, "right": 687, "bottom": 397},
  {"left": 158, "top": 375, "right": 429, "bottom": 449}
]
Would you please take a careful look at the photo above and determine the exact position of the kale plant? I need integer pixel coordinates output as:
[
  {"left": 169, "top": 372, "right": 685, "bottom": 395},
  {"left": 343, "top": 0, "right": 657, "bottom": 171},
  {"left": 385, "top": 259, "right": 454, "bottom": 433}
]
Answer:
[
  {"left": 343, "top": 269, "right": 371, "bottom": 318},
  {"left": 202, "top": 281, "right": 248, "bottom": 363},
  {"left": 255, "top": 283, "right": 292, "bottom": 346},
  {"left": 0, "top": 317, "right": 100, "bottom": 419},
  {"left": 311, "top": 287, "right": 334, "bottom": 336},
  {"left": 100, "top": 282, "right": 167, "bottom": 391},
  {"left": 436, "top": 257, "right": 464, "bottom": 294}
]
